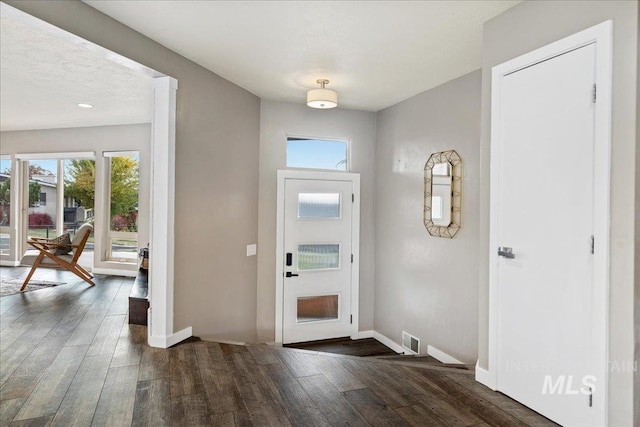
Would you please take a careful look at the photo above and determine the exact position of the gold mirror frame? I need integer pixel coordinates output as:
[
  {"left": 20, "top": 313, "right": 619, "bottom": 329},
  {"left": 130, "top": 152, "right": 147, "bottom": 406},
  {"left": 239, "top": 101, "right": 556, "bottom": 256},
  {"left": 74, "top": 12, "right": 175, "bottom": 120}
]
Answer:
[{"left": 423, "top": 150, "right": 462, "bottom": 238}]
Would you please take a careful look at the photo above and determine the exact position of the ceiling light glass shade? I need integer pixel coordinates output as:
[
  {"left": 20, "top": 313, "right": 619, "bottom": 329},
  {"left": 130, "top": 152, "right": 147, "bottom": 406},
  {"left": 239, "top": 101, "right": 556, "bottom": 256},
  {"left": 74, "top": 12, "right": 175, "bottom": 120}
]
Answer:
[{"left": 307, "top": 88, "right": 338, "bottom": 109}]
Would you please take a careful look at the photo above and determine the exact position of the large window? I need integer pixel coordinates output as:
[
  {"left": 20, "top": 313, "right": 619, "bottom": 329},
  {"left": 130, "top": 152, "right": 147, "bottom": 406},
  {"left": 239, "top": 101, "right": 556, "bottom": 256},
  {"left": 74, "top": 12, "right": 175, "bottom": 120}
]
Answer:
[
  {"left": 286, "top": 137, "right": 348, "bottom": 171},
  {"left": 105, "top": 152, "right": 139, "bottom": 263},
  {"left": 23, "top": 157, "right": 96, "bottom": 267},
  {"left": 64, "top": 159, "right": 95, "bottom": 263},
  {"left": 27, "top": 159, "right": 59, "bottom": 239}
]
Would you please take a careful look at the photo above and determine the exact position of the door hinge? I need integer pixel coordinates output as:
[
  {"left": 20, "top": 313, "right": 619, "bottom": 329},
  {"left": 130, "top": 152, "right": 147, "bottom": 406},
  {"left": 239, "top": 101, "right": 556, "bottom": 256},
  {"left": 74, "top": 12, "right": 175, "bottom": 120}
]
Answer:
[
  {"left": 351, "top": 254, "right": 354, "bottom": 263},
  {"left": 590, "top": 235, "right": 594, "bottom": 254},
  {"left": 592, "top": 83, "right": 597, "bottom": 103},
  {"left": 352, "top": 193, "right": 354, "bottom": 203},
  {"left": 350, "top": 314, "right": 353, "bottom": 324}
]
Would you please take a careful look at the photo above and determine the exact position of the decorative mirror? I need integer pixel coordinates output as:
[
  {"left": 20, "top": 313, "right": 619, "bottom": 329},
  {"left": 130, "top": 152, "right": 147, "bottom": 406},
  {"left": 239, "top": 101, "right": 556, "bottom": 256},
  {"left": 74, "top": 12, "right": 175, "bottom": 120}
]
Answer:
[{"left": 423, "top": 150, "right": 462, "bottom": 238}]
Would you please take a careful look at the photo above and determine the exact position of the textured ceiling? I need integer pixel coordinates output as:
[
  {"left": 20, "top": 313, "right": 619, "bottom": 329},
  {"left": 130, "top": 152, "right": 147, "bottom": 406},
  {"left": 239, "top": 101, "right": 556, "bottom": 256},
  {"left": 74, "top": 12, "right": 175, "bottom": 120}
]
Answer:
[
  {"left": 0, "top": 3, "right": 155, "bottom": 132},
  {"left": 84, "top": 0, "right": 519, "bottom": 111}
]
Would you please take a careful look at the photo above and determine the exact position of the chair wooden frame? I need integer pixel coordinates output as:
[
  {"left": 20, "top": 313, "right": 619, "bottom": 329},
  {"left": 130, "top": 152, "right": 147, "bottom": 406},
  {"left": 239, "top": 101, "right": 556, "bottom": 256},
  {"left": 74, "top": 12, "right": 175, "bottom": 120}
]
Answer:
[{"left": 21, "top": 231, "right": 95, "bottom": 291}]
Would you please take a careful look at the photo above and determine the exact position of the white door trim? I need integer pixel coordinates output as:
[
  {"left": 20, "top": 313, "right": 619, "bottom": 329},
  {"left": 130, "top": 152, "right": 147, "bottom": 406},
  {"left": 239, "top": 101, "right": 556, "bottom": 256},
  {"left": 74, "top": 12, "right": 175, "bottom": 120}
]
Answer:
[
  {"left": 485, "top": 20, "right": 612, "bottom": 424},
  {"left": 275, "top": 170, "right": 360, "bottom": 344},
  {"left": 147, "top": 76, "right": 193, "bottom": 348}
]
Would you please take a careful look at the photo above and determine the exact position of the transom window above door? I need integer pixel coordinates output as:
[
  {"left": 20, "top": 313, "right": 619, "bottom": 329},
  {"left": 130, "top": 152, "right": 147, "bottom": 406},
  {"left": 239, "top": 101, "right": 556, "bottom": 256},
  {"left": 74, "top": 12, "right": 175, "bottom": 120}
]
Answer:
[{"left": 286, "top": 137, "right": 348, "bottom": 171}]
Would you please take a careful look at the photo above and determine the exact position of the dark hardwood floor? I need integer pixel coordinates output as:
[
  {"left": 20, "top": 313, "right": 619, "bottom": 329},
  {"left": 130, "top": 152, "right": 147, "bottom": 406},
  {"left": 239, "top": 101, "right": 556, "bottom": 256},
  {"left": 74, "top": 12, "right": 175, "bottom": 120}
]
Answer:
[
  {"left": 284, "top": 337, "right": 397, "bottom": 357},
  {"left": 0, "top": 267, "right": 557, "bottom": 426}
]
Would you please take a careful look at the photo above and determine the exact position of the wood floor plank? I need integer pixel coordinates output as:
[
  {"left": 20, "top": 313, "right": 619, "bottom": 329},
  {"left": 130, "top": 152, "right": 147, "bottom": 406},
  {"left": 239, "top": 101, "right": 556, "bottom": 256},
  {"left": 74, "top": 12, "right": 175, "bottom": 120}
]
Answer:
[
  {"left": 0, "top": 321, "right": 33, "bottom": 353},
  {"left": 110, "top": 323, "right": 146, "bottom": 368},
  {"left": 1, "top": 328, "right": 54, "bottom": 385},
  {"left": 395, "top": 367, "right": 483, "bottom": 426},
  {"left": 8, "top": 415, "right": 53, "bottom": 427},
  {"left": 277, "top": 349, "right": 322, "bottom": 378},
  {"left": 246, "top": 345, "right": 281, "bottom": 365},
  {"left": 313, "top": 354, "right": 365, "bottom": 392},
  {"left": 13, "top": 345, "right": 88, "bottom": 421},
  {"left": 64, "top": 309, "right": 108, "bottom": 347},
  {"left": 169, "top": 343, "right": 204, "bottom": 397},
  {"left": 415, "top": 370, "right": 530, "bottom": 427},
  {"left": 343, "top": 388, "right": 411, "bottom": 426},
  {"left": 193, "top": 342, "right": 244, "bottom": 414},
  {"left": 446, "top": 373, "right": 558, "bottom": 426},
  {"left": 49, "top": 354, "right": 111, "bottom": 427},
  {"left": 0, "top": 334, "right": 67, "bottom": 400},
  {"left": 232, "top": 409, "right": 253, "bottom": 427},
  {"left": 259, "top": 362, "right": 330, "bottom": 427},
  {"left": 171, "top": 393, "right": 210, "bottom": 426},
  {"left": 0, "top": 398, "right": 26, "bottom": 425},
  {"left": 228, "top": 352, "right": 292, "bottom": 426},
  {"left": 395, "top": 404, "right": 449, "bottom": 426},
  {"left": 339, "top": 358, "right": 420, "bottom": 409},
  {"left": 0, "top": 289, "right": 86, "bottom": 377},
  {"left": 91, "top": 365, "right": 138, "bottom": 427},
  {"left": 86, "top": 314, "right": 126, "bottom": 357},
  {"left": 43, "top": 304, "right": 90, "bottom": 340},
  {"left": 210, "top": 411, "right": 236, "bottom": 426},
  {"left": 137, "top": 345, "right": 170, "bottom": 381},
  {"left": 298, "top": 374, "right": 368, "bottom": 426},
  {"left": 219, "top": 343, "right": 249, "bottom": 357},
  {"left": 86, "top": 279, "right": 122, "bottom": 310},
  {"left": 106, "top": 279, "right": 131, "bottom": 315},
  {"left": 131, "top": 379, "right": 171, "bottom": 427}
]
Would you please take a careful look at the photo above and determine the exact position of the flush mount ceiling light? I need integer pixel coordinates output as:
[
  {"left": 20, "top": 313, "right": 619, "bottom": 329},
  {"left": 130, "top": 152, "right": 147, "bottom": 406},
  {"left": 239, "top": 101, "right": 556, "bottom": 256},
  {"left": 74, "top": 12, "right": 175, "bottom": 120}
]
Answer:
[
  {"left": 77, "top": 103, "right": 94, "bottom": 109},
  {"left": 307, "top": 79, "right": 338, "bottom": 109}
]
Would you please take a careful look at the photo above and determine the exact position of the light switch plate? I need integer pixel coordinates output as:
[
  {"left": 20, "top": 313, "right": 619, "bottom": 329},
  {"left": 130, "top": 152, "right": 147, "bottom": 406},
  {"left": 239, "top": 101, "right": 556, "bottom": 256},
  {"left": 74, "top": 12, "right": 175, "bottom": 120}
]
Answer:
[{"left": 246, "top": 244, "right": 257, "bottom": 256}]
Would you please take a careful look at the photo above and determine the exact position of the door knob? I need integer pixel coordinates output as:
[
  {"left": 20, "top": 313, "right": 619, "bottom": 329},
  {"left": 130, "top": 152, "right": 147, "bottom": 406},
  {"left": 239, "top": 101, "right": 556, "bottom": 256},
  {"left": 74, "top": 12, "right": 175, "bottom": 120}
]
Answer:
[
  {"left": 285, "top": 272, "right": 299, "bottom": 278},
  {"left": 498, "top": 247, "right": 515, "bottom": 259}
]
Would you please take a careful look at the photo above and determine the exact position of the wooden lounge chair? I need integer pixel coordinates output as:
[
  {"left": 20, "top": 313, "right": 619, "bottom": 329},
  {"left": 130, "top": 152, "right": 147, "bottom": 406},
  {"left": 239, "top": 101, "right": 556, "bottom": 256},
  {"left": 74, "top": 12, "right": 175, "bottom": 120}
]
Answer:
[{"left": 20, "top": 223, "right": 95, "bottom": 290}]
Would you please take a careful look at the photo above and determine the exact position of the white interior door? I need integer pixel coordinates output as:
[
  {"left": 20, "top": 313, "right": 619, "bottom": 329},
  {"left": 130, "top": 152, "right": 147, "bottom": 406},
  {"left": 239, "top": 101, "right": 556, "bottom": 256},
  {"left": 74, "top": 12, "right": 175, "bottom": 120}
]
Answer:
[
  {"left": 282, "top": 178, "right": 353, "bottom": 344},
  {"left": 493, "top": 43, "right": 602, "bottom": 426}
]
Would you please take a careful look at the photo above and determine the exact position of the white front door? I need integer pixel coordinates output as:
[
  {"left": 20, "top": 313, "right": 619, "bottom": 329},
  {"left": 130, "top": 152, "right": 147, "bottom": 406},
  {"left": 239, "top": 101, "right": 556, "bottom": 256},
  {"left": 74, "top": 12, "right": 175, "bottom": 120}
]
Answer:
[
  {"left": 492, "top": 41, "right": 606, "bottom": 426},
  {"left": 282, "top": 177, "right": 355, "bottom": 344}
]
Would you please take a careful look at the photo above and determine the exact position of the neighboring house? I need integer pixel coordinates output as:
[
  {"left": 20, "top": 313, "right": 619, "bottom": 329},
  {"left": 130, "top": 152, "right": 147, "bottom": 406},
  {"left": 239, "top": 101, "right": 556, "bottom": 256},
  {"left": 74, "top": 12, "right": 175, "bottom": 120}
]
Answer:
[
  {"left": 28, "top": 175, "right": 57, "bottom": 220},
  {"left": 0, "top": 172, "right": 90, "bottom": 226}
]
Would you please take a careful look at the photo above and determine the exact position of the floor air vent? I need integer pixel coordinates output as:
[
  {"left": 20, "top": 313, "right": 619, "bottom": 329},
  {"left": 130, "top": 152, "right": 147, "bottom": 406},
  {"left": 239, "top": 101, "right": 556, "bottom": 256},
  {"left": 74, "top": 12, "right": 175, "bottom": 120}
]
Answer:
[{"left": 401, "top": 331, "right": 420, "bottom": 354}]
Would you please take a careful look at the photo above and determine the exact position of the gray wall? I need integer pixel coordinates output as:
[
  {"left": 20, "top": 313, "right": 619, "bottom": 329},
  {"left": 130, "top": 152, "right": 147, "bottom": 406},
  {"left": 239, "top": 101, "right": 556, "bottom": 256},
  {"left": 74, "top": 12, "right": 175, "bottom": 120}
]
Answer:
[
  {"left": 257, "top": 100, "right": 377, "bottom": 341},
  {"left": 1, "top": 124, "right": 151, "bottom": 271},
  {"left": 479, "top": 2, "right": 638, "bottom": 425},
  {"left": 5, "top": 0, "right": 262, "bottom": 343},
  {"left": 374, "top": 70, "right": 481, "bottom": 363}
]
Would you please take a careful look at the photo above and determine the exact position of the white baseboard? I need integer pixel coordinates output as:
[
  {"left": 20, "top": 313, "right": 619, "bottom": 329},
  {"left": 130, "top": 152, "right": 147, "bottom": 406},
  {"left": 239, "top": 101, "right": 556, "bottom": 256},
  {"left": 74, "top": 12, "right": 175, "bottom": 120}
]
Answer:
[
  {"left": 427, "top": 345, "right": 464, "bottom": 364},
  {"left": 373, "top": 330, "right": 406, "bottom": 354},
  {"left": 475, "top": 360, "right": 497, "bottom": 390},
  {"left": 355, "top": 330, "right": 374, "bottom": 339},
  {"left": 208, "top": 338, "right": 246, "bottom": 346},
  {"left": 0, "top": 260, "right": 20, "bottom": 267},
  {"left": 92, "top": 267, "right": 137, "bottom": 277},
  {"left": 148, "top": 326, "right": 193, "bottom": 349}
]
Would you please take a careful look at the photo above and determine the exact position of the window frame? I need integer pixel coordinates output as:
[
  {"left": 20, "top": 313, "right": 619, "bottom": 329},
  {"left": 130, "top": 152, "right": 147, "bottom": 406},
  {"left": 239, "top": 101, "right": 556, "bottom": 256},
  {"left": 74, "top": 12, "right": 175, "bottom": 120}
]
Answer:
[
  {"left": 104, "top": 151, "right": 139, "bottom": 264},
  {"left": 285, "top": 136, "right": 350, "bottom": 172}
]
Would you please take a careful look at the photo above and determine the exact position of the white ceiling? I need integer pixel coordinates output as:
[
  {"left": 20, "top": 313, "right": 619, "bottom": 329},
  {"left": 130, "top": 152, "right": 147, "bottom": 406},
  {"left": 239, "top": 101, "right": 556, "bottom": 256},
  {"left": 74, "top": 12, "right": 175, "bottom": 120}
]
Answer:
[
  {"left": 0, "top": 3, "right": 156, "bottom": 132},
  {"left": 84, "top": 0, "right": 520, "bottom": 112}
]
